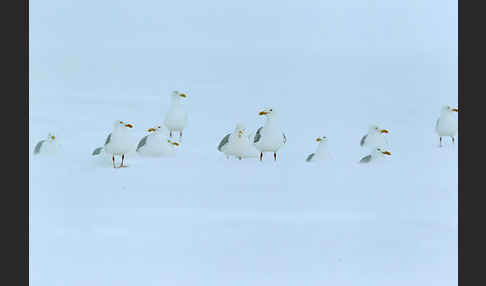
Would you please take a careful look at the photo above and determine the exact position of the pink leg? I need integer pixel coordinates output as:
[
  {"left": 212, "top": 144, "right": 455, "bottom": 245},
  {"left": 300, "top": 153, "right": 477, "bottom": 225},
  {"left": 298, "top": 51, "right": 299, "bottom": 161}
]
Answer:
[{"left": 120, "top": 154, "right": 125, "bottom": 168}]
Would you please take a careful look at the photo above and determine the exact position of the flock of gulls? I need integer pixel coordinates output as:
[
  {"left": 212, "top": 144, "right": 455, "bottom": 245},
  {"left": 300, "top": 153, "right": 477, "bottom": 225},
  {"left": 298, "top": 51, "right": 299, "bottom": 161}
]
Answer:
[{"left": 33, "top": 91, "right": 459, "bottom": 168}]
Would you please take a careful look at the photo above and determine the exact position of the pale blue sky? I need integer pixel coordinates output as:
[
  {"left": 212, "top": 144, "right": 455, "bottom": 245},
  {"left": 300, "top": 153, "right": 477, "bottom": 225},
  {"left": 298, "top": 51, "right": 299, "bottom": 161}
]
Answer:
[{"left": 30, "top": 0, "right": 457, "bottom": 95}]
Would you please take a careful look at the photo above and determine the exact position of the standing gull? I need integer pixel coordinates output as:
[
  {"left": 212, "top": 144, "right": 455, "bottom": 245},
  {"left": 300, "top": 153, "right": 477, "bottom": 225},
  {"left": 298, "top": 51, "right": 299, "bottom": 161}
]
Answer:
[
  {"left": 360, "top": 125, "right": 389, "bottom": 150},
  {"left": 306, "top": 136, "right": 330, "bottom": 162},
  {"left": 92, "top": 120, "right": 134, "bottom": 168},
  {"left": 164, "top": 90, "right": 188, "bottom": 140},
  {"left": 33, "top": 133, "right": 59, "bottom": 155},
  {"left": 136, "top": 125, "right": 180, "bottom": 157},
  {"left": 359, "top": 147, "right": 391, "bottom": 164},
  {"left": 217, "top": 123, "right": 259, "bottom": 160},
  {"left": 253, "top": 108, "right": 287, "bottom": 161},
  {"left": 435, "top": 105, "right": 458, "bottom": 147}
]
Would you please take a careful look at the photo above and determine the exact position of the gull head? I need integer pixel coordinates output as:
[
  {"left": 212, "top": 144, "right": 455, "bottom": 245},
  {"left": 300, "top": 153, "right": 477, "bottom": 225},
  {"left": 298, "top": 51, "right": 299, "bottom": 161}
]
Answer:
[
  {"left": 374, "top": 147, "right": 391, "bottom": 158},
  {"left": 316, "top": 136, "right": 328, "bottom": 143},
  {"left": 235, "top": 123, "right": 247, "bottom": 138},
  {"left": 258, "top": 107, "right": 277, "bottom": 118},
  {"left": 171, "top": 90, "right": 187, "bottom": 99},
  {"left": 148, "top": 125, "right": 163, "bottom": 133},
  {"left": 114, "top": 120, "right": 133, "bottom": 130},
  {"left": 441, "top": 105, "right": 458, "bottom": 115},
  {"left": 47, "top": 132, "right": 56, "bottom": 141},
  {"left": 167, "top": 139, "right": 180, "bottom": 146},
  {"left": 368, "top": 125, "right": 389, "bottom": 135}
]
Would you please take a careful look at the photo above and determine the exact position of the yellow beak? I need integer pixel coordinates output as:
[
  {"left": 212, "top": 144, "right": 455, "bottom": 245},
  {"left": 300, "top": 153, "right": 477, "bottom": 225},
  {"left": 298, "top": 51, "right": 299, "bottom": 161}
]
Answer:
[
  {"left": 316, "top": 138, "right": 322, "bottom": 142},
  {"left": 125, "top": 123, "right": 133, "bottom": 128},
  {"left": 179, "top": 93, "right": 187, "bottom": 98},
  {"left": 171, "top": 142, "right": 180, "bottom": 146},
  {"left": 148, "top": 128, "right": 156, "bottom": 132},
  {"left": 382, "top": 151, "right": 391, "bottom": 155},
  {"left": 51, "top": 136, "right": 55, "bottom": 140},
  {"left": 259, "top": 111, "right": 268, "bottom": 116},
  {"left": 452, "top": 108, "right": 458, "bottom": 112},
  {"left": 381, "top": 129, "right": 389, "bottom": 134}
]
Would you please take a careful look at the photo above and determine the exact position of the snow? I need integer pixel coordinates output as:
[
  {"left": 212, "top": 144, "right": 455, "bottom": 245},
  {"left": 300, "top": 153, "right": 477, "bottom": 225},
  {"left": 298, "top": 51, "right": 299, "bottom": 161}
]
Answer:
[{"left": 29, "top": 0, "right": 457, "bottom": 285}]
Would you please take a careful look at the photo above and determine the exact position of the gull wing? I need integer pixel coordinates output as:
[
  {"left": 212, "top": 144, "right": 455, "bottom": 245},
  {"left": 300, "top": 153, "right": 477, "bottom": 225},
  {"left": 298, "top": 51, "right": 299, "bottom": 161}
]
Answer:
[
  {"left": 217, "top": 133, "right": 231, "bottom": 151},
  {"left": 33, "top": 140, "right": 45, "bottom": 155},
  {"left": 359, "top": 154, "right": 372, "bottom": 164},
  {"left": 136, "top": 135, "right": 149, "bottom": 152},
  {"left": 92, "top": 147, "right": 103, "bottom": 156},
  {"left": 104, "top": 133, "right": 112, "bottom": 146},
  {"left": 305, "top": 153, "right": 315, "bottom": 162},
  {"left": 360, "top": 134, "right": 367, "bottom": 147},
  {"left": 253, "top": 127, "right": 263, "bottom": 143}
]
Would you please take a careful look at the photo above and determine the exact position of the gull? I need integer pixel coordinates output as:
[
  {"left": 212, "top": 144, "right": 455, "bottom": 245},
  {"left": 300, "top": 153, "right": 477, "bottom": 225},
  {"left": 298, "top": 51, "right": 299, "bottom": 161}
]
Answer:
[
  {"left": 136, "top": 125, "right": 180, "bottom": 157},
  {"left": 435, "top": 105, "right": 458, "bottom": 147},
  {"left": 33, "top": 133, "right": 59, "bottom": 155},
  {"left": 359, "top": 147, "right": 391, "bottom": 164},
  {"left": 360, "top": 125, "right": 389, "bottom": 150},
  {"left": 252, "top": 108, "right": 287, "bottom": 161},
  {"left": 217, "top": 123, "right": 259, "bottom": 160},
  {"left": 92, "top": 120, "right": 134, "bottom": 168},
  {"left": 306, "top": 136, "right": 330, "bottom": 162},
  {"left": 164, "top": 90, "right": 188, "bottom": 140}
]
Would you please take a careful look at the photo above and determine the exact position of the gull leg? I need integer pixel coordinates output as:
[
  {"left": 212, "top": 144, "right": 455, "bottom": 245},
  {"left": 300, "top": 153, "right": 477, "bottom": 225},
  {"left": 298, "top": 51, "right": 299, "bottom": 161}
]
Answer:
[
  {"left": 451, "top": 136, "right": 455, "bottom": 144},
  {"left": 439, "top": 137, "right": 442, "bottom": 147},
  {"left": 119, "top": 153, "right": 125, "bottom": 168},
  {"left": 170, "top": 130, "right": 173, "bottom": 138},
  {"left": 274, "top": 152, "right": 277, "bottom": 161},
  {"left": 180, "top": 131, "right": 183, "bottom": 140},
  {"left": 260, "top": 152, "right": 263, "bottom": 161},
  {"left": 112, "top": 155, "right": 116, "bottom": 168}
]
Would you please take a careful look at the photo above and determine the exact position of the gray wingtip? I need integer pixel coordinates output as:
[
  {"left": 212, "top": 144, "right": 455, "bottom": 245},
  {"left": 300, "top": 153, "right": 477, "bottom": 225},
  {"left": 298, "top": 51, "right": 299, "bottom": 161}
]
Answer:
[
  {"left": 92, "top": 147, "right": 103, "bottom": 156},
  {"left": 136, "top": 135, "right": 149, "bottom": 152},
  {"left": 305, "top": 153, "right": 315, "bottom": 162},
  {"left": 253, "top": 127, "right": 263, "bottom": 143},
  {"left": 360, "top": 135, "right": 367, "bottom": 147},
  {"left": 33, "top": 140, "right": 45, "bottom": 155},
  {"left": 359, "top": 155, "right": 372, "bottom": 163},
  {"left": 217, "top": 133, "right": 230, "bottom": 151}
]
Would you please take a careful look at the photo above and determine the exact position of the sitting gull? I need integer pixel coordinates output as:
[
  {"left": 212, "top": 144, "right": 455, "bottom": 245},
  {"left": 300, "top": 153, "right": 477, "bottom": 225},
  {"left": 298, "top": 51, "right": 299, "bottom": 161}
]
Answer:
[
  {"left": 359, "top": 147, "right": 391, "bottom": 164},
  {"left": 33, "top": 133, "right": 59, "bottom": 155},
  {"left": 252, "top": 108, "right": 287, "bottom": 161},
  {"left": 136, "top": 125, "right": 180, "bottom": 157},
  {"left": 164, "top": 90, "right": 188, "bottom": 140},
  {"left": 360, "top": 125, "right": 389, "bottom": 150},
  {"left": 217, "top": 123, "right": 259, "bottom": 160},
  {"left": 435, "top": 105, "right": 458, "bottom": 147},
  {"left": 92, "top": 120, "right": 134, "bottom": 168},
  {"left": 306, "top": 136, "right": 330, "bottom": 162}
]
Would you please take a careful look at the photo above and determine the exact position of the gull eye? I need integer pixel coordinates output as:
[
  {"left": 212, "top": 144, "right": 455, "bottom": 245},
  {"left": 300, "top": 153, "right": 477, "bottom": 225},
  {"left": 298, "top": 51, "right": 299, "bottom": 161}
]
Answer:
[
  {"left": 120, "top": 121, "right": 123, "bottom": 124},
  {"left": 158, "top": 126, "right": 161, "bottom": 128},
  {"left": 269, "top": 109, "right": 273, "bottom": 111}
]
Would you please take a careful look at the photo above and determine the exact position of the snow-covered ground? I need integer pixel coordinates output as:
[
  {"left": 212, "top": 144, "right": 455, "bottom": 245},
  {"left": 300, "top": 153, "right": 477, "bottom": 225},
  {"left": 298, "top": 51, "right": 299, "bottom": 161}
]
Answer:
[{"left": 29, "top": 0, "right": 457, "bottom": 285}]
